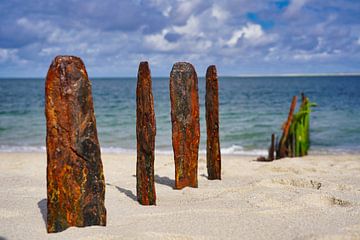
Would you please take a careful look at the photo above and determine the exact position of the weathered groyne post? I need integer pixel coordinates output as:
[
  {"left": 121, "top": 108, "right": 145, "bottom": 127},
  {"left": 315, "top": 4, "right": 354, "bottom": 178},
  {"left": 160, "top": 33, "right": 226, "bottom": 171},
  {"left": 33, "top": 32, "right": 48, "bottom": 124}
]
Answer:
[
  {"left": 259, "top": 93, "right": 316, "bottom": 162},
  {"left": 205, "top": 65, "right": 221, "bottom": 180},
  {"left": 136, "top": 61, "right": 156, "bottom": 205},
  {"left": 268, "top": 133, "right": 275, "bottom": 161},
  {"left": 170, "top": 62, "right": 200, "bottom": 189},
  {"left": 45, "top": 56, "right": 106, "bottom": 233},
  {"left": 277, "top": 96, "right": 297, "bottom": 159}
]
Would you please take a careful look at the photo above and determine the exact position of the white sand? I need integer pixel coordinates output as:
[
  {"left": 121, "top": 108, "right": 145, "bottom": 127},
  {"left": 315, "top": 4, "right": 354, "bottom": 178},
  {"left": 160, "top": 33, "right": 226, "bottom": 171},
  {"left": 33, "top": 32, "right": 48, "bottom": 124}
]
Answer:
[{"left": 0, "top": 152, "right": 359, "bottom": 240}]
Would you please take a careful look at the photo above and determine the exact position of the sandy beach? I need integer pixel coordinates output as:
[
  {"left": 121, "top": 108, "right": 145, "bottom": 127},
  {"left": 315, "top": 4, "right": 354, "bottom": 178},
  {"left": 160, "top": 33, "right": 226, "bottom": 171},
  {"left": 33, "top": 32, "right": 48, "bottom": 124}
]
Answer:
[{"left": 0, "top": 152, "right": 359, "bottom": 240}]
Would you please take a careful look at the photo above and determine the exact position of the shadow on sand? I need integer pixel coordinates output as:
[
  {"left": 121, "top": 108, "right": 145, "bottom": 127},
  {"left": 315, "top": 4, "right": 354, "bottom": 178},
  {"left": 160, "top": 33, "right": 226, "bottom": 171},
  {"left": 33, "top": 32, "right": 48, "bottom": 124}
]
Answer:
[
  {"left": 200, "top": 173, "right": 209, "bottom": 179},
  {"left": 37, "top": 198, "right": 47, "bottom": 227},
  {"left": 154, "top": 175, "right": 175, "bottom": 189},
  {"left": 106, "top": 183, "right": 137, "bottom": 202},
  {"left": 132, "top": 174, "right": 175, "bottom": 189}
]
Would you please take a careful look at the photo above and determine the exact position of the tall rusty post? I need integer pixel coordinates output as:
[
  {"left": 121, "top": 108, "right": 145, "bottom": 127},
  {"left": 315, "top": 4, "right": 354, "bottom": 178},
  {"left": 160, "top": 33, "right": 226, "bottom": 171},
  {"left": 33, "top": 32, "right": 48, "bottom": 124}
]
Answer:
[
  {"left": 170, "top": 62, "right": 200, "bottom": 189},
  {"left": 136, "top": 61, "right": 156, "bottom": 205},
  {"left": 45, "top": 56, "right": 106, "bottom": 233},
  {"left": 205, "top": 65, "right": 221, "bottom": 180}
]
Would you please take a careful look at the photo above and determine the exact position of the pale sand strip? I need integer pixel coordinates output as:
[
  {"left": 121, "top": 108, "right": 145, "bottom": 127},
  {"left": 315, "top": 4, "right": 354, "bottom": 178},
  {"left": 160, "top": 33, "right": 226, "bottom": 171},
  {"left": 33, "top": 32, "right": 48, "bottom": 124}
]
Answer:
[{"left": 0, "top": 153, "right": 359, "bottom": 240}]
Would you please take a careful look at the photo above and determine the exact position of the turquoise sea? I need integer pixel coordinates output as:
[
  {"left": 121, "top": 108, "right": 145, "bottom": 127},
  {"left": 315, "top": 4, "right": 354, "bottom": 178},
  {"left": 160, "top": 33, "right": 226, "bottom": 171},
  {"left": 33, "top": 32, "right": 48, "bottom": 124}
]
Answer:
[{"left": 0, "top": 76, "right": 359, "bottom": 155}]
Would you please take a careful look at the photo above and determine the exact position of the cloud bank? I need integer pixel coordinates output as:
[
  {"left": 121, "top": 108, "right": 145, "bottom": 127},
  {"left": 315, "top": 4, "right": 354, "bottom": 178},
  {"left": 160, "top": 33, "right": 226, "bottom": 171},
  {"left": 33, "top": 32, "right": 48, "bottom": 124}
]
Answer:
[{"left": 0, "top": 0, "right": 359, "bottom": 77}]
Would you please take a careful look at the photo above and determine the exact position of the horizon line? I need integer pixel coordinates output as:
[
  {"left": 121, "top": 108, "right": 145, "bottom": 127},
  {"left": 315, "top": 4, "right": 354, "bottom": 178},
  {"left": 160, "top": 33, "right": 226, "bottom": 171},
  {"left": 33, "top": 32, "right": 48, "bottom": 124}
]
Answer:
[{"left": 1, "top": 72, "right": 360, "bottom": 79}]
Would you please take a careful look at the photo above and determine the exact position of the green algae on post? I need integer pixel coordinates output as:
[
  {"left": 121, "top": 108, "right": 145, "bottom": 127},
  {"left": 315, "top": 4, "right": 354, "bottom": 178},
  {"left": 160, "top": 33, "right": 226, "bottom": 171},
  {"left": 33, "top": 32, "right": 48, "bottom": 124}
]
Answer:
[
  {"left": 273, "top": 93, "right": 316, "bottom": 160},
  {"left": 288, "top": 93, "right": 317, "bottom": 157}
]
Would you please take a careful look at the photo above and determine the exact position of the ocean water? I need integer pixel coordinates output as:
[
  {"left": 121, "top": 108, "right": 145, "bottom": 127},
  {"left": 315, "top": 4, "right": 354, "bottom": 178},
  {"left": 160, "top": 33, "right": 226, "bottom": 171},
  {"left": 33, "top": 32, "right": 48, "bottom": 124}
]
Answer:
[{"left": 0, "top": 76, "right": 359, "bottom": 155}]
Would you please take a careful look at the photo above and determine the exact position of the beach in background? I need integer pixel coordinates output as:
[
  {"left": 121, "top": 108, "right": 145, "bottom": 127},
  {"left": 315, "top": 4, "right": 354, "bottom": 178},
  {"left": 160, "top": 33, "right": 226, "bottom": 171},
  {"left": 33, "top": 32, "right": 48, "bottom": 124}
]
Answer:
[{"left": 0, "top": 76, "right": 360, "bottom": 155}]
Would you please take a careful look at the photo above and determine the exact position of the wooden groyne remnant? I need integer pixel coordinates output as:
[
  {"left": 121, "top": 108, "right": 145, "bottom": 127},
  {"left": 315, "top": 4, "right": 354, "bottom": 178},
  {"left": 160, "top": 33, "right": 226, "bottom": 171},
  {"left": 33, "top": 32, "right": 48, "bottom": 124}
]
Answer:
[
  {"left": 205, "top": 65, "right": 221, "bottom": 180},
  {"left": 136, "top": 62, "right": 156, "bottom": 205},
  {"left": 170, "top": 62, "right": 200, "bottom": 189},
  {"left": 45, "top": 56, "right": 106, "bottom": 233},
  {"left": 44, "top": 57, "right": 222, "bottom": 232},
  {"left": 258, "top": 93, "right": 316, "bottom": 161},
  {"left": 277, "top": 96, "right": 298, "bottom": 159}
]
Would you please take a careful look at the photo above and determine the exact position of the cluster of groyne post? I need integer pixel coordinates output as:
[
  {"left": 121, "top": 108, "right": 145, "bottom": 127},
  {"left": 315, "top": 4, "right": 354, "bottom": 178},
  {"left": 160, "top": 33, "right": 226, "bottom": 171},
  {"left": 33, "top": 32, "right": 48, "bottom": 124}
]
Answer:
[
  {"left": 45, "top": 56, "right": 221, "bottom": 233},
  {"left": 258, "top": 93, "right": 314, "bottom": 162}
]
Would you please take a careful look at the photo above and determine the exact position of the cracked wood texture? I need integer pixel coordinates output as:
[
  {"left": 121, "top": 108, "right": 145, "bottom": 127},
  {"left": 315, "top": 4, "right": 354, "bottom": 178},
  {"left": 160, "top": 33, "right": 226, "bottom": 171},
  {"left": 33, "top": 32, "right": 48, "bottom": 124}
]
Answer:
[
  {"left": 205, "top": 65, "right": 221, "bottom": 180},
  {"left": 136, "top": 62, "right": 156, "bottom": 205},
  {"left": 170, "top": 62, "right": 200, "bottom": 189},
  {"left": 45, "top": 56, "right": 106, "bottom": 233}
]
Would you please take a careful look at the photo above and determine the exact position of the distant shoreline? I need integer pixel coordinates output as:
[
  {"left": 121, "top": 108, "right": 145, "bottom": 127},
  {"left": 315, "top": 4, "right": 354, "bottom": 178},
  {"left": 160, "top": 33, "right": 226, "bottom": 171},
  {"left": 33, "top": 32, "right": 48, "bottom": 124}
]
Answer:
[
  {"left": 224, "top": 73, "right": 360, "bottom": 78},
  {"left": 1, "top": 73, "right": 360, "bottom": 79}
]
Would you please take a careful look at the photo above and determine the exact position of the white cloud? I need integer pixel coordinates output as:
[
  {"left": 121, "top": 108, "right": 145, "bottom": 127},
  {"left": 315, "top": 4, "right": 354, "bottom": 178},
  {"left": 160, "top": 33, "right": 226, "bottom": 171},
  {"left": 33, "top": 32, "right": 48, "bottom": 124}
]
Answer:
[
  {"left": 226, "top": 23, "right": 264, "bottom": 47},
  {"left": 144, "top": 14, "right": 213, "bottom": 53},
  {"left": 0, "top": 48, "right": 18, "bottom": 63},
  {"left": 39, "top": 47, "right": 62, "bottom": 56},
  {"left": 176, "top": 0, "right": 203, "bottom": 16},
  {"left": 163, "top": 6, "right": 172, "bottom": 17},
  {"left": 211, "top": 4, "right": 230, "bottom": 22},
  {"left": 293, "top": 51, "right": 330, "bottom": 60},
  {"left": 0, "top": 48, "right": 28, "bottom": 65},
  {"left": 284, "top": 0, "right": 310, "bottom": 17},
  {"left": 148, "top": 0, "right": 172, "bottom": 17},
  {"left": 144, "top": 30, "right": 179, "bottom": 52},
  {"left": 173, "top": 15, "right": 203, "bottom": 37},
  {"left": 17, "top": 17, "right": 53, "bottom": 36}
]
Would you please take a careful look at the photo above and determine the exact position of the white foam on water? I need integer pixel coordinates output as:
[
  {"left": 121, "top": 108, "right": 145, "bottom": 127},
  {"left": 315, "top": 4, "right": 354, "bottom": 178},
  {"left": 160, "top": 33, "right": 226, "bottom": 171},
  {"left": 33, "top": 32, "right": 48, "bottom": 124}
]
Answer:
[
  {"left": 100, "top": 147, "right": 136, "bottom": 154},
  {"left": 0, "top": 145, "right": 46, "bottom": 153},
  {"left": 220, "top": 145, "right": 268, "bottom": 156},
  {"left": 0, "top": 145, "right": 356, "bottom": 156}
]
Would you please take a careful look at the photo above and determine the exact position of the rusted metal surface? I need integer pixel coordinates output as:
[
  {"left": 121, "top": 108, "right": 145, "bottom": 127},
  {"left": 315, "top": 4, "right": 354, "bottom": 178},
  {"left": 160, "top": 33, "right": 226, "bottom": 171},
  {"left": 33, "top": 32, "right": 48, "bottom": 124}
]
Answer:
[
  {"left": 170, "top": 62, "right": 200, "bottom": 189},
  {"left": 136, "top": 61, "right": 156, "bottom": 205},
  {"left": 45, "top": 56, "right": 106, "bottom": 233},
  {"left": 205, "top": 65, "right": 221, "bottom": 180},
  {"left": 277, "top": 96, "right": 297, "bottom": 159}
]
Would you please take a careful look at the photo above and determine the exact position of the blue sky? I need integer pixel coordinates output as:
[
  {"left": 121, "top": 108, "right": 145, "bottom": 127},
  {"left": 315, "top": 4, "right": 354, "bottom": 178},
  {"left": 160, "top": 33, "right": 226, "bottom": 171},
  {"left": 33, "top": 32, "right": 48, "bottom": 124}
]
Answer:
[{"left": 0, "top": 0, "right": 359, "bottom": 77}]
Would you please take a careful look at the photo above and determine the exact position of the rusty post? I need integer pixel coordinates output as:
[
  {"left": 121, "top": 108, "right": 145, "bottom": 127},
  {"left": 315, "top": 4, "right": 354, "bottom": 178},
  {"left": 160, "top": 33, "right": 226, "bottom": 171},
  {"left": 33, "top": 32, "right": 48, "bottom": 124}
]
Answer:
[
  {"left": 205, "top": 65, "right": 221, "bottom": 179},
  {"left": 277, "top": 96, "right": 297, "bottom": 159},
  {"left": 45, "top": 56, "right": 106, "bottom": 233},
  {"left": 170, "top": 62, "right": 200, "bottom": 189},
  {"left": 136, "top": 61, "right": 156, "bottom": 205}
]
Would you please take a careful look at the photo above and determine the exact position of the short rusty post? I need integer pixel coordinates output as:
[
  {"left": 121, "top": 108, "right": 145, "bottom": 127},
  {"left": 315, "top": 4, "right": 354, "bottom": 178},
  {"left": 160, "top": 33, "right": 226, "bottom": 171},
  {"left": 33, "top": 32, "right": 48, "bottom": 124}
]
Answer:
[{"left": 170, "top": 62, "right": 200, "bottom": 189}]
